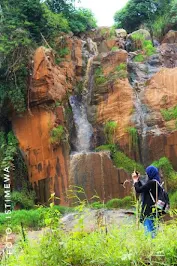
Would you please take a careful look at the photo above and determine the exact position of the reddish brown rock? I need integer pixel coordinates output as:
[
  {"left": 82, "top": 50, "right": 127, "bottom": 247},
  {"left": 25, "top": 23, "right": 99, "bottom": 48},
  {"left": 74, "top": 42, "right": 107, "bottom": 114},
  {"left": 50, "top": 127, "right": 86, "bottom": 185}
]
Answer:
[
  {"left": 162, "top": 30, "right": 177, "bottom": 44},
  {"left": 69, "top": 152, "right": 132, "bottom": 202},
  {"left": 102, "top": 49, "right": 128, "bottom": 76},
  {"left": 12, "top": 107, "right": 70, "bottom": 205},
  {"left": 31, "top": 47, "right": 68, "bottom": 105},
  {"left": 145, "top": 67, "right": 177, "bottom": 110},
  {"left": 97, "top": 79, "right": 134, "bottom": 140}
]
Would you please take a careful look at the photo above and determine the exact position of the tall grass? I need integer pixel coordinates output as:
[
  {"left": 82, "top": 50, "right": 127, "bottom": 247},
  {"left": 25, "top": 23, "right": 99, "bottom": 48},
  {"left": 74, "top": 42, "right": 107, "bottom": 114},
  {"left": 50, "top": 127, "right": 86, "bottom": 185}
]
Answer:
[{"left": 3, "top": 221, "right": 177, "bottom": 266}]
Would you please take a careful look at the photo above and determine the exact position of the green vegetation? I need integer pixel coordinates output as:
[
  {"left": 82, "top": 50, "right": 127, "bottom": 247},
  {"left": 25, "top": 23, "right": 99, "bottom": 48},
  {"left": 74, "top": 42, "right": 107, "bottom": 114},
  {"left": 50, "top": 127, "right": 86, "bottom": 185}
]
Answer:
[
  {"left": 0, "top": 131, "right": 19, "bottom": 210},
  {"left": 106, "top": 196, "right": 132, "bottom": 209},
  {"left": 161, "top": 105, "right": 177, "bottom": 121},
  {"left": 133, "top": 54, "right": 146, "bottom": 62},
  {"left": 0, "top": 0, "right": 96, "bottom": 116},
  {"left": 127, "top": 127, "right": 138, "bottom": 151},
  {"left": 114, "top": 0, "right": 177, "bottom": 41},
  {"left": 104, "top": 121, "right": 118, "bottom": 144},
  {"left": 50, "top": 125, "right": 65, "bottom": 145},
  {"left": 143, "top": 40, "right": 156, "bottom": 56},
  {"left": 0, "top": 205, "right": 74, "bottom": 234},
  {"left": 169, "top": 191, "right": 177, "bottom": 209},
  {"left": 94, "top": 67, "right": 107, "bottom": 85},
  {"left": 115, "top": 63, "right": 127, "bottom": 79},
  {"left": 96, "top": 144, "right": 144, "bottom": 174},
  {"left": 116, "top": 63, "right": 127, "bottom": 72},
  {"left": 111, "top": 46, "right": 119, "bottom": 52},
  {"left": 131, "top": 33, "right": 156, "bottom": 61},
  {"left": 11, "top": 191, "right": 35, "bottom": 210},
  {"left": 89, "top": 196, "right": 133, "bottom": 209},
  {"left": 3, "top": 207, "right": 177, "bottom": 266},
  {"left": 151, "top": 157, "right": 177, "bottom": 191}
]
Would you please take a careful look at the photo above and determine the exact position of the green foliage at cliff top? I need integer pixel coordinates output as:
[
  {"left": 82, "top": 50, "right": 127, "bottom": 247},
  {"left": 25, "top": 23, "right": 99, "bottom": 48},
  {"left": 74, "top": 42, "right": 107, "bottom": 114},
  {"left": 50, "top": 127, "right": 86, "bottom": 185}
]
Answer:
[{"left": 114, "top": 0, "right": 177, "bottom": 40}]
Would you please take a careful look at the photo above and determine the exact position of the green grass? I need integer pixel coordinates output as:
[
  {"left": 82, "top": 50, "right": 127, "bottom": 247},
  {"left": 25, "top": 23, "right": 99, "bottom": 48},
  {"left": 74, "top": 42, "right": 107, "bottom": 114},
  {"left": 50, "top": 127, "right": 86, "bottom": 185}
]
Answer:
[
  {"left": 89, "top": 196, "right": 133, "bottom": 209},
  {"left": 4, "top": 221, "right": 177, "bottom": 266},
  {"left": 0, "top": 205, "right": 74, "bottom": 234},
  {"left": 94, "top": 67, "right": 107, "bottom": 85},
  {"left": 96, "top": 144, "right": 144, "bottom": 174},
  {"left": 50, "top": 125, "right": 65, "bottom": 145},
  {"left": 115, "top": 63, "right": 127, "bottom": 72},
  {"left": 111, "top": 46, "right": 119, "bottom": 52},
  {"left": 161, "top": 105, "right": 177, "bottom": 121},
  {"left": 115, "top": 63, "right": 127, "bottom": 79},
  {"left": 106, "top": 196, "right": 132, "bottom": 209},
  {"left": 133, "top": 54, "right": 145, "bottom": 62}
]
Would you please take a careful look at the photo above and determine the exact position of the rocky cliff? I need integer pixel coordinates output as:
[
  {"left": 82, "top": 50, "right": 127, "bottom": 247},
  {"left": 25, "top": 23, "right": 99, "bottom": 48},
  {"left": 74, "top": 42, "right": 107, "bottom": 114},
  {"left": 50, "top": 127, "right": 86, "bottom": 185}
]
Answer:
[{"left": 11, "top": 28, "right": 177, "bottom": 205}]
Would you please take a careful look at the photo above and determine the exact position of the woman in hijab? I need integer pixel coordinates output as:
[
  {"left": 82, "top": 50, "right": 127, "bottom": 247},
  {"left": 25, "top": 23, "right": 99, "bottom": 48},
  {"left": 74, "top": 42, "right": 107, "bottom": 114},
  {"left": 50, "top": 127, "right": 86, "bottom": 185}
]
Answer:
[{"left": 132, "top": 166, "right": 161, "bottom": 238}]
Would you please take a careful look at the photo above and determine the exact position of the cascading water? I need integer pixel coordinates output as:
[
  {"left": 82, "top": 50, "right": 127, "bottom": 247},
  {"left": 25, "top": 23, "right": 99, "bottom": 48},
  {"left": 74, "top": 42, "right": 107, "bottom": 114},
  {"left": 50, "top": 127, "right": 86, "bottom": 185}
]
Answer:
[
  {"left": 128, "top": 51, "right": 162, "bottom": 164},
  {"left": 69, "top": 95, "right": 93, "bottom": 152}
]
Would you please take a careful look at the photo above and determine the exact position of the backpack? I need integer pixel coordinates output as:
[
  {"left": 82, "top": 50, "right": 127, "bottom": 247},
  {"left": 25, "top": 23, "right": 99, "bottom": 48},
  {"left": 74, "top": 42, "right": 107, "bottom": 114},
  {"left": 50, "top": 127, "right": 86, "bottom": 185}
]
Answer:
[{"left": 149, "top": 180, "right": 170, "bottom": 213}]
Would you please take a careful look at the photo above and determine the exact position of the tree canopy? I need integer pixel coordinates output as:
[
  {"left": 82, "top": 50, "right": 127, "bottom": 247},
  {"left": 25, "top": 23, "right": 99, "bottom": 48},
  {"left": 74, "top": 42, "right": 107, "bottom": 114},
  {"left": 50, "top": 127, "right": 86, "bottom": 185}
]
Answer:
[{"left": 114, "top": 0, "right": 171, "bottom": 33}]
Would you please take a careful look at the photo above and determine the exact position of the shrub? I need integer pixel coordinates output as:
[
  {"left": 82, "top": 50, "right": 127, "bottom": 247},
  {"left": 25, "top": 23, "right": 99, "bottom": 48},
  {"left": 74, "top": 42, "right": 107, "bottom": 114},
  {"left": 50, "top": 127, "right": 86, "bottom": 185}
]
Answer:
[
  {"left": 161, "top": 105, "right": 177, "bottom": 121},
  {"left": 50, "top": 125, "right": 65, "bottom": 145},
  {"left": 106, "top": 196, "right": 132, "bottom": 209},
  {"left": 143, "top": 40, "right": 156, "bottom": 56},
  {"left": 151, "top": 157, "right": 177, "bottom": 191},
  {"left": 94, "top": 67, "right": 106, "bottom": 85},
  {"left": 116, "top": 63, "right": 127, "bottom": 72},
  {"left": 127, "top": 127, "right": 138, "bottom": 151},
  {"left": 169, "top": 191, "right": 177, "bottom": 209},
  {"left": 133, "top": 54, "right": 145, "bottom": 62},
  {"left": 96, "top": 144, "right": 144, "bottom": 174},
  {"left": 152, "top": 13, "right": 169, "bottom": 40},
  {"left": 104, "top": 121, "right": 118, "bottom": 144},
  {"left": 113, "top": 150, "right": 144, "bottom": 174},
  {"left": 111, "top": 46, "right": 119, "bottom": 52},
  {"left": 89, "top": 201, "right": 104, "bottom": 209},
  {"left": 11, "top": 191, "right": 35, "bottom": 210}
]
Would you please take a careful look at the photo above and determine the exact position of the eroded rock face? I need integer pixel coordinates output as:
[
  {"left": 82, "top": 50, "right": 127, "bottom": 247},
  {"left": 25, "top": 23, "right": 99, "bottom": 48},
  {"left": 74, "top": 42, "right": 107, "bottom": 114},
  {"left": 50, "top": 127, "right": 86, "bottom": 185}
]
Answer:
[
  {"left": 12, "top": 107, "right": 70, "bottom": 205},
  {"left": 69, "top": 152, "right": 132, "bottom": 202},
  {"left": 145, "top": 67, "right": 177, "bottom": 110},
  {"left": 159, "top": 43, "right": 177, "bottom": 68},
  {"left": 97, "top": 79, "right": 134, "bottom": 139},
  {"left": 31, "top": 47, "right": 68, "bottom": 105},
  {"left": 87, "top": 49, "right": 133, "bottom": 140}
]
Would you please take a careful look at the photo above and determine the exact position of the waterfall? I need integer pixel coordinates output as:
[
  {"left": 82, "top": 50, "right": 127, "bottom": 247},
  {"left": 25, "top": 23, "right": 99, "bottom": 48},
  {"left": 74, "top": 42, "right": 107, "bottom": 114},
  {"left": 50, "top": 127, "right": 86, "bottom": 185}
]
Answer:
[
  {"left": 128, "top": 53, "right": 162, "bottom": 164},
  {"left": 69, "top": 95, "right": 93, "bottom": 152}
]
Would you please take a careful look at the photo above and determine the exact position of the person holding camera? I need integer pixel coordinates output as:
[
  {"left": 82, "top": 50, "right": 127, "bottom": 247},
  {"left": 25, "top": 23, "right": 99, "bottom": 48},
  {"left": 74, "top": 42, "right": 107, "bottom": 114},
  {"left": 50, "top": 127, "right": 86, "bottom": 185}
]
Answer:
[{"left": 132, "top": 166, "right": 161, "bottom": 238}]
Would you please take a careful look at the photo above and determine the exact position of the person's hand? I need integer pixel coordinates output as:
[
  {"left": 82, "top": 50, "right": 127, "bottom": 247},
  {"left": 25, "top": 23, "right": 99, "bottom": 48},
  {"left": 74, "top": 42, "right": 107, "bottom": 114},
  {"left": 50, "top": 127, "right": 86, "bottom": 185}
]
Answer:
[{"left": 132, "top": 171, "right": 140, "bottom": 183}]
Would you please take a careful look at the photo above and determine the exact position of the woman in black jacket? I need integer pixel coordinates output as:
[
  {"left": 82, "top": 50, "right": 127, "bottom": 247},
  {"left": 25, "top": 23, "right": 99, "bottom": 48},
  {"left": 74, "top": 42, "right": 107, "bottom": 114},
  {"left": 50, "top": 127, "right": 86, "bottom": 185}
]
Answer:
[{"left": 132, "top": 165, "right": 161, "bottom": 238}]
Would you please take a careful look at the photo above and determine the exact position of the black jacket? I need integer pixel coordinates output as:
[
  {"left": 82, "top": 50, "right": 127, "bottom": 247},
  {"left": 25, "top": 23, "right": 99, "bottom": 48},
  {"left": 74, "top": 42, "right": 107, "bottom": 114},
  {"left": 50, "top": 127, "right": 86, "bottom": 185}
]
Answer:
[{"left": 134, "top": 180, "right": 158, "bottom": 220}]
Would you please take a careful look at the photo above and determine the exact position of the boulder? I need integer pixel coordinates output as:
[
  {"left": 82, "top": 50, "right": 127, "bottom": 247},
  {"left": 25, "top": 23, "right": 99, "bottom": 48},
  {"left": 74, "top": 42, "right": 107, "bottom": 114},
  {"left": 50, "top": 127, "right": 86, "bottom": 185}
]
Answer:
[
  {"left": 115, "top": 29, "right": 127, "bottom": 38},
  {"left": 162, "top": 30, "right": 177, "bottom": 44},
  {"left": 159, "top": 43, "right": 177, "bottom": 68},
  {"left": 126, "top": 29, "right": 151, "bottom": 51}
]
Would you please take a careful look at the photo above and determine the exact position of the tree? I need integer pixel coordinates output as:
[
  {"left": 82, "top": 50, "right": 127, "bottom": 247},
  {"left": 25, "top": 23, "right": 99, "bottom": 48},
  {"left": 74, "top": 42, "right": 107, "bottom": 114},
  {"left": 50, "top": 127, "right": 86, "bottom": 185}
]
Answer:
[{"left": 114, "top": 0, "right": 171, "bottom": 33}]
